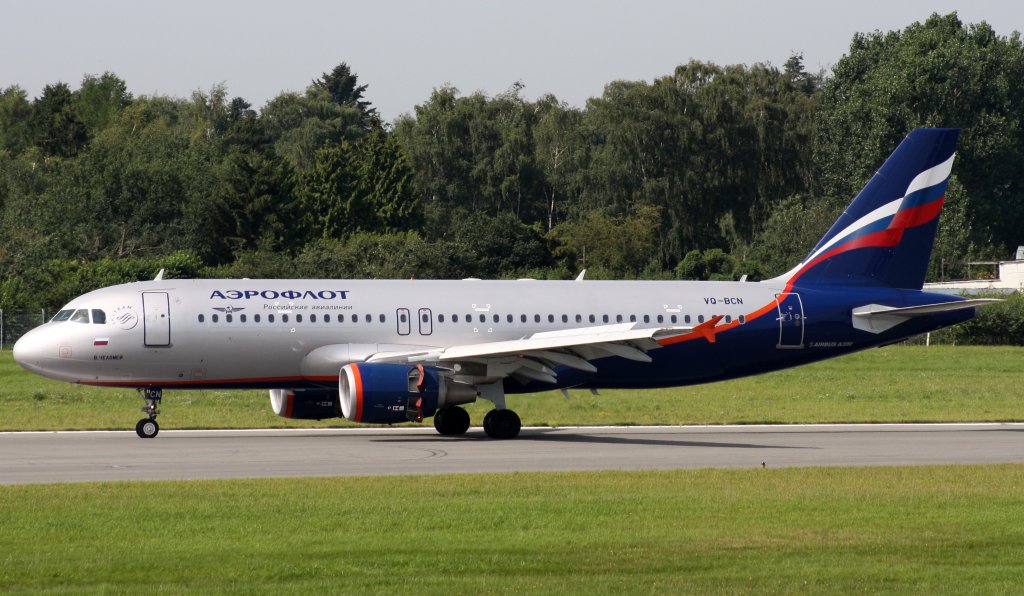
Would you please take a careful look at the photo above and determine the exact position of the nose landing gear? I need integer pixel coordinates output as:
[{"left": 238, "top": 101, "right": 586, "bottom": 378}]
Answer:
[{"left": 135, "top": 387, "right": 162, "bottom": 438}]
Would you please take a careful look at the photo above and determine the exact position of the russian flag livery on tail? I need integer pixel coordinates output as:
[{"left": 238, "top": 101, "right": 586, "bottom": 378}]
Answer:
[{"left": 13, "top": 129, "right": 999, "bottom": 440}]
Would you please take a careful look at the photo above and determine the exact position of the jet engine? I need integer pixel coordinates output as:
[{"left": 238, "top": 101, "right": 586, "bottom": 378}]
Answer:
[
  {"left": 269, "top": 388, "right": 340, "bottom": 420},
  {"left": 338, "top": 363, "right": 476, "bottom": 424}
]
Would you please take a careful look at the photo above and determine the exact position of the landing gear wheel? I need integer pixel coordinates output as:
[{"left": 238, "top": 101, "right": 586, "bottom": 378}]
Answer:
[
  {"left": 434, "top": 406, "right": 471, "bottom": 436},
  {"left": 483, "top": 409, "right": 521, "bottom": 439},
  {"left": 136, "top": 387, "right": 163, "bottom": 439},
  {"left": 135, "top": 418, "right": 159, "bottom": 438}
]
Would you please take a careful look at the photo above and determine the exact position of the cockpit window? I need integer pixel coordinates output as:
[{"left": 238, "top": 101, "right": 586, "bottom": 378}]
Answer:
[
  {"left": 70, "top": 309, "right": 90, "bottom": 324},
  {"left": 91, "top": 309, "right": 107, "bottom": 324},
  {"left": 51, "top": 310, "right": 74, "bottom": 322}
]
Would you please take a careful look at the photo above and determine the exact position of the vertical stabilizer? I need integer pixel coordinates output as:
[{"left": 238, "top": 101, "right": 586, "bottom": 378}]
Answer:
[{"left": 772, "top": 128, "right": 958, "bottom": 290}]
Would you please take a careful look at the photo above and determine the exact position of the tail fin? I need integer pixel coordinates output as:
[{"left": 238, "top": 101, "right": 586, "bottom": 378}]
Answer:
[{"left": 774, "top": 128, "right": 958, "bottom": 290}]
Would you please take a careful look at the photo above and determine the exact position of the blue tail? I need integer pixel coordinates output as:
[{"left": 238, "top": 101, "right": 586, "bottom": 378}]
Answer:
[{"left": 777, "top": 128, "right": 959, "bottom": 290}]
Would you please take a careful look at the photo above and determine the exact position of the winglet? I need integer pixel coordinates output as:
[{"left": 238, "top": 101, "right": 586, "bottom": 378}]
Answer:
[{"left": 693, "top": 315, "right": 725, "bottom": 343}]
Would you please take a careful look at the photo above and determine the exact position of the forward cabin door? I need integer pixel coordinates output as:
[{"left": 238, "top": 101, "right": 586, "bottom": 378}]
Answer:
[
  {"left": 774, "top": 292, "right": 804, "bottom": 349},
  {"left": 142, "top": 292, "right": 171, "bottom": 347}
]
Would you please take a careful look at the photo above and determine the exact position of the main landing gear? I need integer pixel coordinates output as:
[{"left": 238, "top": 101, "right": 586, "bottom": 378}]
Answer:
[
  {"left": 432, "top": 406, "right": 522, "bottom": 439},
  {"left": 433, "top": 406, "right": 471, "bottom": 436},
  {"left": 135, "top": 387, "right": 162, "bottom": 438},
  {"left": 482, "top": 409, "right": 521, "bottom": 439}
]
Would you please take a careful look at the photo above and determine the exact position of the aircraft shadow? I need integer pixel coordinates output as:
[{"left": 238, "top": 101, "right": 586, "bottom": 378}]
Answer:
[{"left": 372, "top": 428, "right": 811, "bottom": 450}]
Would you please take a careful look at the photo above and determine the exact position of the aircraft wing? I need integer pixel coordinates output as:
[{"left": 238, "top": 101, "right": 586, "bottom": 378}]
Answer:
[{"left": 364, "top": 317, "right": 724, "bottom": 385}]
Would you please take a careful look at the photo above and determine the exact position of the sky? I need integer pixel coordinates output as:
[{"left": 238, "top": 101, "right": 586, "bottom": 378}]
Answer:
[{"left": 2, "top": 1, "right": 1022, "bottom": 122}]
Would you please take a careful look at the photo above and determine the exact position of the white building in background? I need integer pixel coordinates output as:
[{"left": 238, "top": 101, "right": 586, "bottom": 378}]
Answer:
[{"left": 923, "top": 246, "right": 1024, "bottom": 295}]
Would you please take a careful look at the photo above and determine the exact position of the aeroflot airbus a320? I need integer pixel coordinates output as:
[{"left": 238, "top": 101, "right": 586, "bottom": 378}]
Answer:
[{"left": 14, "top": 128, "right": 997, "bottom": 439}]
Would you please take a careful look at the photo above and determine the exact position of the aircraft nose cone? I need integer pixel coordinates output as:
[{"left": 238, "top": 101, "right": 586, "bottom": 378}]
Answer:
[{"left": 13, "top": 327, "right": 51, "bottom": 375}]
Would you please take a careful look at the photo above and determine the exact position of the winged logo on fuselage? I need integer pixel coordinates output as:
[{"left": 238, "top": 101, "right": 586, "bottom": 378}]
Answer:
[{"left": 212, "top": 306, "right": 245, "bottom": 314}]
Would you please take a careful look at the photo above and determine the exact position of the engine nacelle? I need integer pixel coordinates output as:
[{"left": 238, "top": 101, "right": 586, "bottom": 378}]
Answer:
[
  {"left": 338, "top": 363, "right": 476, "bottom": 424},
  {"left": 269, "top": 388, "right": 340, "bottom": 420}
]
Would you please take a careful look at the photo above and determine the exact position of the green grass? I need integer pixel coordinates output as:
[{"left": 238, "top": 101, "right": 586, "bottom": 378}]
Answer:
[
  {"left": 2, "top": 345, "right": 1023, "bottom": 431},
  {"left": 2, "top": 465, "right": 1024, "bottom": 593}
]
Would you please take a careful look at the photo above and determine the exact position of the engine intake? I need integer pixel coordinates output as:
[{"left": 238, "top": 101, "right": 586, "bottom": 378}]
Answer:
[
  {"left": 339, "top": 363, "right": 476, "bottom": 424},
  {"left": 269, "top": 388, "right": 340, "bottom": 420}
]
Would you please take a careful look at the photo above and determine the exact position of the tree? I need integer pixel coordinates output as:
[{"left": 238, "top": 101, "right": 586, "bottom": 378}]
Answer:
[
  {"left": 73, "top": 72, "right": 131, "bottom": 134},
  {"left": 296, "top": 130, "right": 418, "bottom": 241},
  {"left": 0, "top": 86, "right": 33, "bottom": 155},
  {"left": 30, "top": 83, "right": 88, "bottom": 157},
  {"left": 815, "top": 13, "right": 1024, "bottom": 256},
  {"left": 311, "top": 62, "right": 377, "bottom": 124}
]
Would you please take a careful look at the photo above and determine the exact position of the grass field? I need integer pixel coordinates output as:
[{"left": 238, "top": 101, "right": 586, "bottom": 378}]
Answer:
[
  {"left": 1, "top": 345, "right": 1021, "bottom": 431},
  {"left": 2, "top": 465, "right": 1023, "bottom": 593}
]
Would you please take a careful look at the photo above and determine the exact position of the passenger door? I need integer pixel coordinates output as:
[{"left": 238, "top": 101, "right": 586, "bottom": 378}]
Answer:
[{"left": 142, "top": 292, "right": 171, "bottom": 347}]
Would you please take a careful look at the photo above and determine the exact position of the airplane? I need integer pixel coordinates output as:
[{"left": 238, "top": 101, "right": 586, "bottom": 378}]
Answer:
[{"left": 13, "top": 128, "right": 998, "bottom": 440}]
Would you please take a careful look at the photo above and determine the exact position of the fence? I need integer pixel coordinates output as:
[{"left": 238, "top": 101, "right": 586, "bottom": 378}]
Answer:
[{"left": 0, "top": 309, "right": 51, "bottom": 351}]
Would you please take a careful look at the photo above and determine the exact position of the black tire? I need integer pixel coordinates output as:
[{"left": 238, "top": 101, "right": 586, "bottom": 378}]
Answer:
[
  {"left": 483, "top": 409, "right": 521, "bottom": 439},
  {"left": 136, "top": 418, "right": 159, "bottom": 439},
  {"left": 442, "top": 403, "right": 468, "bottom": 436}
]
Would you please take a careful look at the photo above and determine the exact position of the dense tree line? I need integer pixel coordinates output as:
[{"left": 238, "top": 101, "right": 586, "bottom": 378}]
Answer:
[{"left": 0, "top": 13, "right": 1022, "bottom": 309}]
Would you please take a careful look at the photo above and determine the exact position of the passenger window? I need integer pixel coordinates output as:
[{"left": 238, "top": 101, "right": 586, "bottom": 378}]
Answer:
[
  {"left": 338, "top": 314, "right": 344, "bottom": 322},
  {"left": 379, "top": 314, "right": 385, "bottom": 323},
  {"left": 507, "top": 314, "right": 513, "bottom": 323},
  {"left": 479, "top": 314, "right": 486, "bottom": 323},
  {"left": 227, "top": 314, "right": 233, "bottom": 323},
  {"left": 575, "top": 314, "right": 582, "bottom": 323},
  {"left": 255, "top": 314, "right": 261, "bottom": 323},
  {"left": 198, "top": 314, "right": 205, "bottom": 323},
  {"left": 698, "top": 315, "right": 705, "bottom": 323},
  {"left": 91, "top": 309, "right": 107, "bottom": 324},
  {"left": 493, "top": 314, "right": 499, "bottom": 323},
  {"left": 282, "top": 314, "right": 289, "bottom": 323},
  {"left": 324, "top": 314, "right": 330, "bottom": 323},
  {"left": 534, "top": 314, "right": 541, "bottom": 323},
  {"left": 425, "top": 314, "right": 431, "bottom": 323},
  {"left": 670, "top": 315, "right": 677, "bottom": 324},
  {"left": 452, "top": 314, "right": 459, "bottom": 323},
  {"left": 685, "top": 315, "right": 691, "bottom": 324},
  {"left": 588, "top": 315, "right": 595, "bottom": 323},
  {"left": 365, "top": 314, "right": 371, "bottom": 323},
  {"left": 725, "top": 315, "right": 732, "bottom": 323},
  {"left": 602, "top": 315, "right": 609, "bottom": 323},
  {"left": 213, "top": 314, "right": 219, "bottom": 323},
  {"left": 739, "top": 315, "right": 746, "bottom": 324},
  {"left": 241, "top": 314, "right": 247, "bottom": 323},
  {"left": 562, "top": 314, "right": 568, "bottom": 323},
  {"left": 548, "top": 314, "right": 554, "bottom": 323},
  {"left": 657, "top": 315, "right": 664, "bottom": 323},
  {"left": 268, "top": 314, "right": 275, "bottom": 323},
  {"left": 643, "top": 315, "right": 650, "bottom": 323},
  {"left": 295, "top": 314, "right": 302, "bottom": 323},
  {"left": 310, "top": 314, "right": 316, "bottom": 323},
  {"left": 630, "top": 315, "right": 636, "bottom": 322},
  {"left": 520, "top": 314, "right": 527, "bottom": 323},
  {"left": 71, "top": 309, "right": 90, "bottom": 324},
  {"left": 616, "top": 315, "right": 623, "bottom": 323},
  {"left": 438, "top": 314, "right": 445, "bottom": 323}
]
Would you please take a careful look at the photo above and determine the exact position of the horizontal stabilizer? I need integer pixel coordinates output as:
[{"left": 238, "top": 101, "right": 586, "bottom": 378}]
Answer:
[{"left": 852, "top": 299, "right": 1001, "bottom": 333}]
